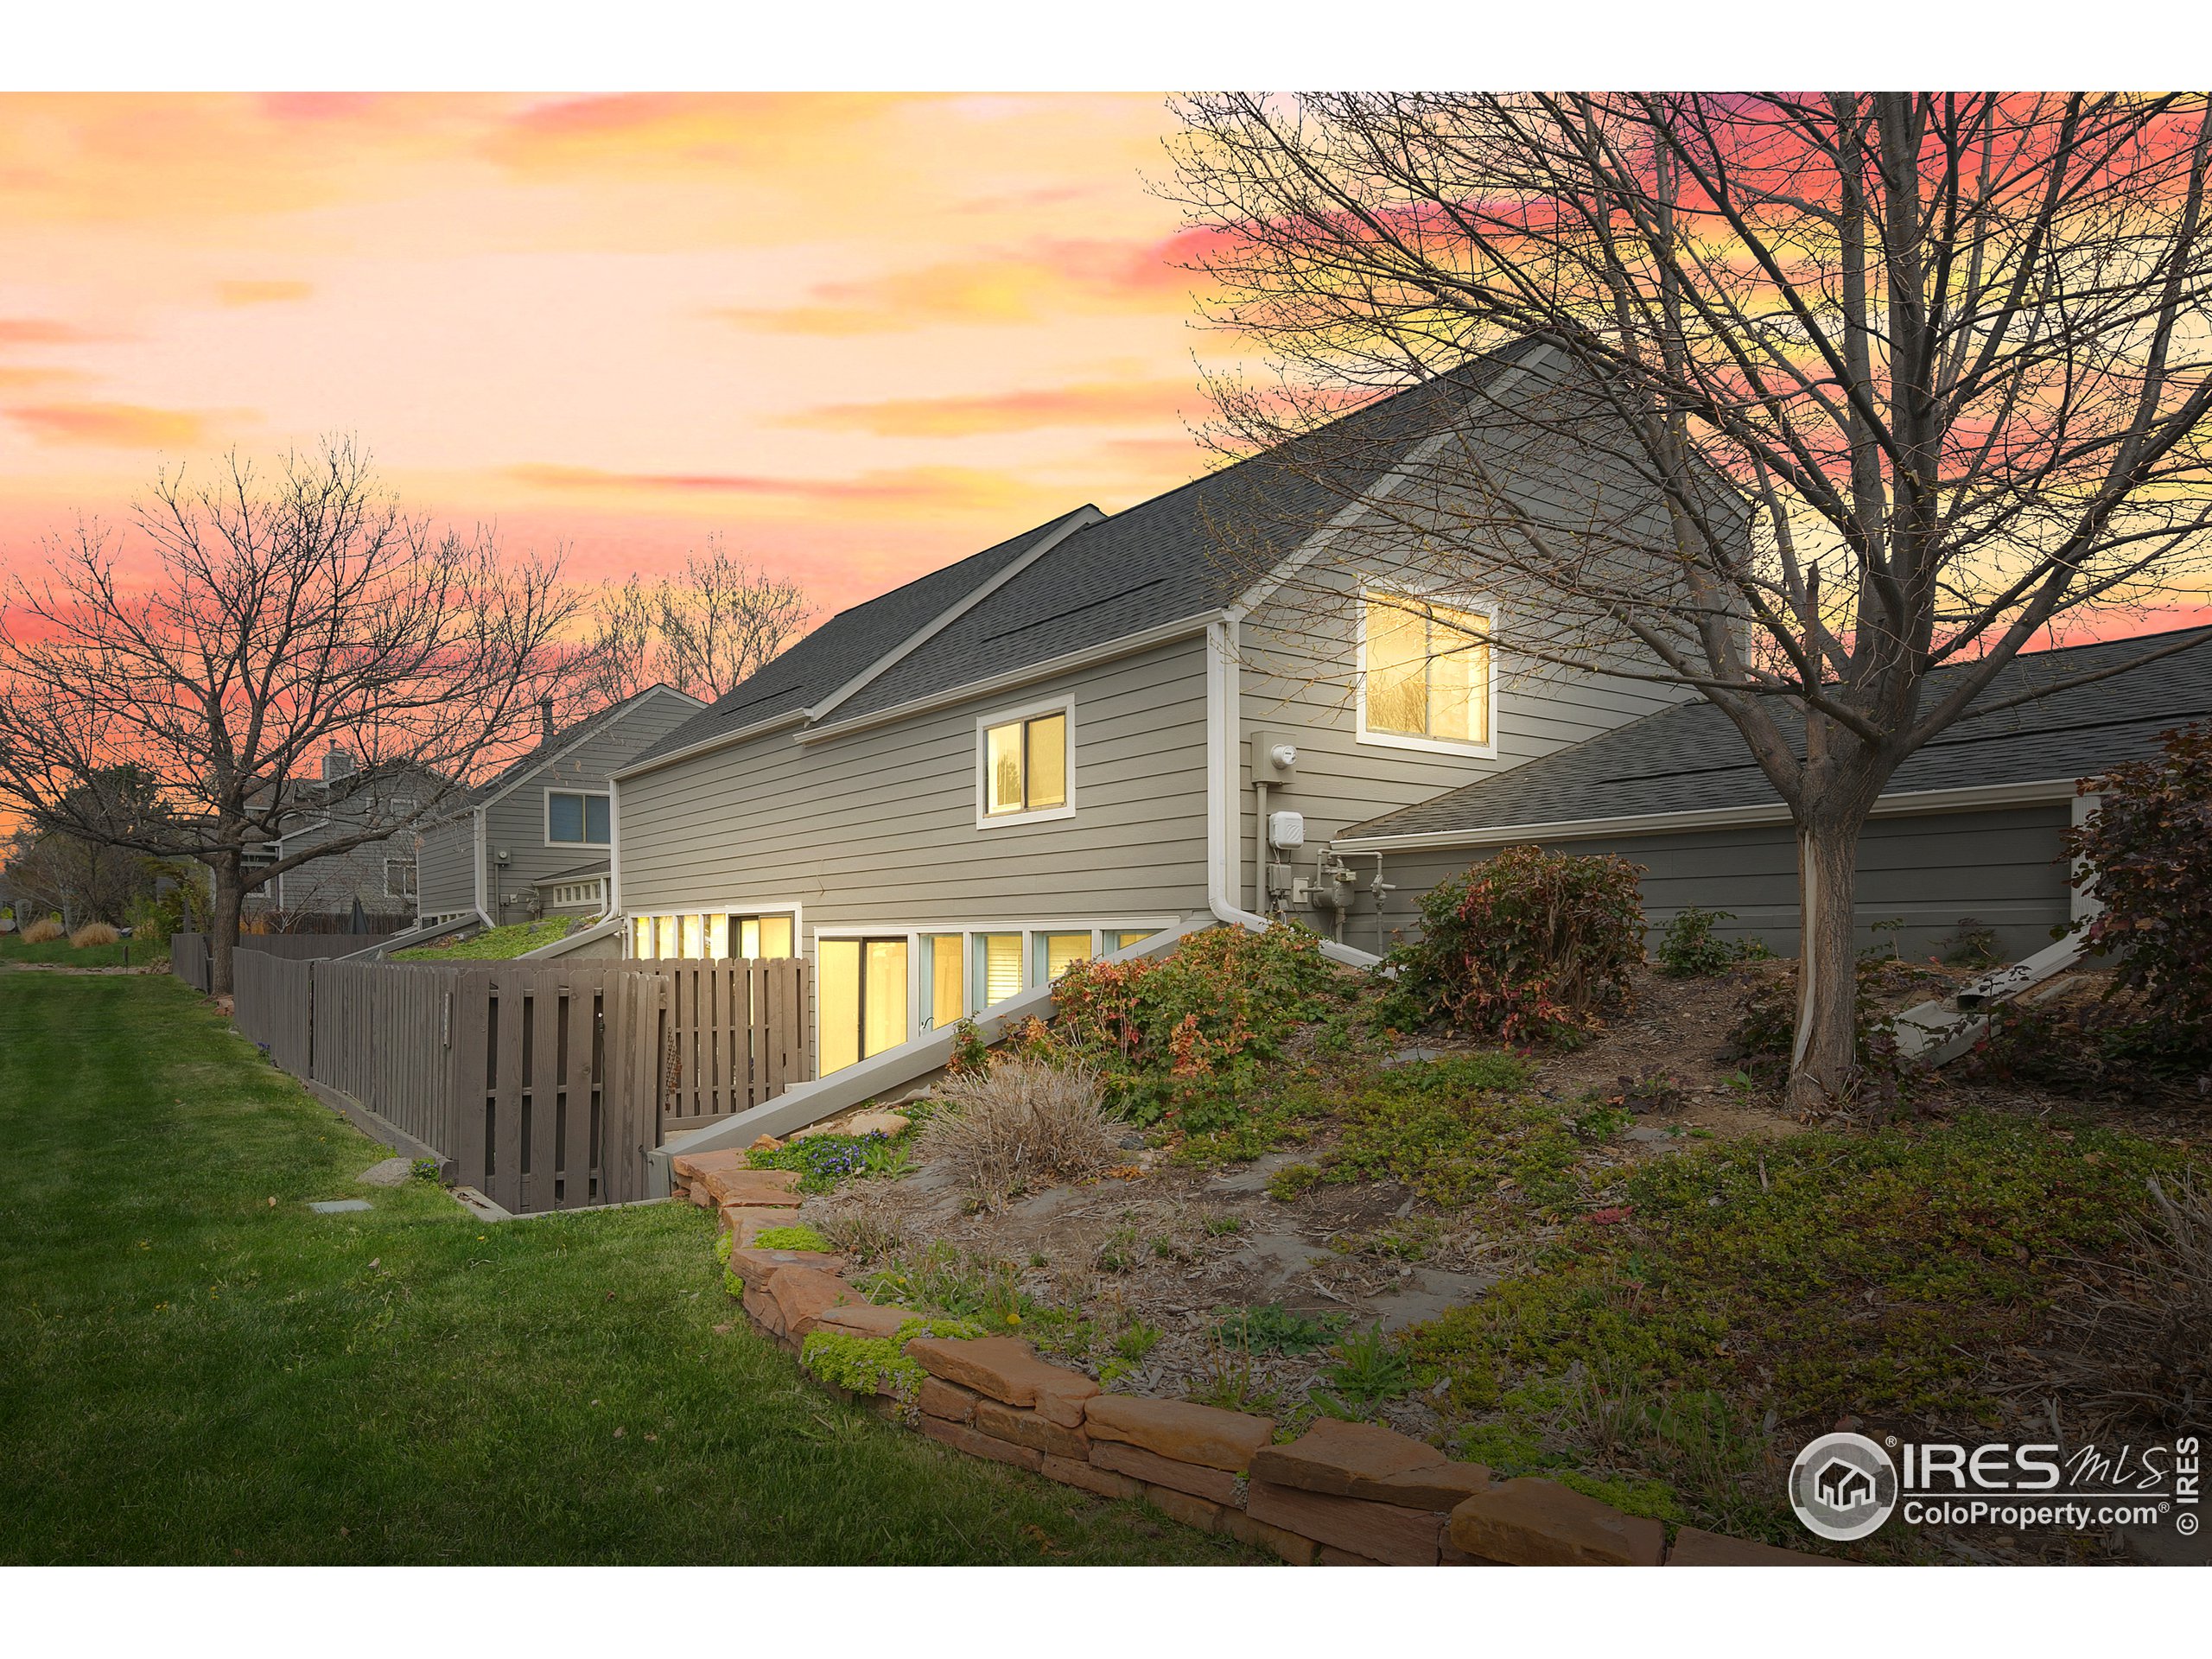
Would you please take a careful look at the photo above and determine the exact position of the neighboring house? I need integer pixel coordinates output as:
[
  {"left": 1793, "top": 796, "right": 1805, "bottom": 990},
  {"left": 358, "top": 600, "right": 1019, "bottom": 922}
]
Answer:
[
  {"left": 1332, "top": 626, "right": 2212, "bottom": 962},
  {"left": 609, "top": 341, "right": 1686, "bottom": 1078},
  {"left": 412, "top": 686, "right": 704, "bottom": 929},
  {"left": 243, "top": 750, "right": 445, "bottom": 925}
]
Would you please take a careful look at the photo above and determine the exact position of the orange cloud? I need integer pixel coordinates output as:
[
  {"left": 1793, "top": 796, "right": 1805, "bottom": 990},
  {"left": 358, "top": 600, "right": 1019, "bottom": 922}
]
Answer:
[
  {"left": 0, "top": 318, "right": 102, "bottom": 346},
  {"left": 787, "top": 379, "right": 1195, "bottom": 437},
  {"left": 0, "top": 365, "right": 91, "bottom": 390},
  {"left": 218, "top": 279, "right": 313, "bottom": 307},
  {"left": 719, "top": 232, "right": 1214, "bottom": 335},
  {"left": 505, "top": 462, "right": 1048, "bottom": 515},
  {"left": 8, "top": 402, "right": 212, "bottom": 448},
  {"left": 485, "top": 92, "right": 899, "bottom": 176}
]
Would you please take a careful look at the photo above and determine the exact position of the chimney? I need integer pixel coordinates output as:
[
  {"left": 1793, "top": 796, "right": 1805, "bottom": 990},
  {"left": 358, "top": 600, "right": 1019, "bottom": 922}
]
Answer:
[
  {"left": 321, "top": 747, "right": 354, "bottom": 785},
  {"left": 539, "top": 697, "right": 556, "bottom": 742}
]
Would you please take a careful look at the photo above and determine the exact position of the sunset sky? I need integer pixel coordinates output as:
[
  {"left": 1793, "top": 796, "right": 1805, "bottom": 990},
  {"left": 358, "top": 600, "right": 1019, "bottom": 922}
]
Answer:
[{"left": 0, "top": 92, "right": 1224, "bottom": 616}]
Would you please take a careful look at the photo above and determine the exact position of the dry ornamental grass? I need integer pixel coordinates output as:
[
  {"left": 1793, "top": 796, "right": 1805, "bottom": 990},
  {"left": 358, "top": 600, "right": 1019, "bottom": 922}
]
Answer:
[
  {"left": 20, "top": 918, "right": 66, "bottom": 944},
  {"left": 69, "top": 922, "right": 120, "bottom": 949},
  {"left": 920, "top": 1058, "right": 1123, "bottom": 1209}
]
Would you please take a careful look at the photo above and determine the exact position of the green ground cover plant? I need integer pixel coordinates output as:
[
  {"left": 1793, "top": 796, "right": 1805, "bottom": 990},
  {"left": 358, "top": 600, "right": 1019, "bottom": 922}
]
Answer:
[
  {"left": 391, "top": 918, "right": 574, "bottom": 961},
  {"left": 0, "top": 973, "right": 1260, "bottom": 1565},
  {"left": 748, "top": 1129, "right": 912, "bottom": 1192}
]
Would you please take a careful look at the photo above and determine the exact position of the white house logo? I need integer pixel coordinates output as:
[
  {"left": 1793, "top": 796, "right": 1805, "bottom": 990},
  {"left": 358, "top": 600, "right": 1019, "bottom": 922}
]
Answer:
[{"left": 1790, "top": 1432, "right": 1899, "bottom": 1541}]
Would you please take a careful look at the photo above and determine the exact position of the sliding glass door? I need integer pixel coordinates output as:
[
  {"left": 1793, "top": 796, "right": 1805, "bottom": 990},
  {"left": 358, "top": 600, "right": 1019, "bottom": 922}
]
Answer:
[{"left": 818, "top": 937, "right": 909, "bottom": 1076}]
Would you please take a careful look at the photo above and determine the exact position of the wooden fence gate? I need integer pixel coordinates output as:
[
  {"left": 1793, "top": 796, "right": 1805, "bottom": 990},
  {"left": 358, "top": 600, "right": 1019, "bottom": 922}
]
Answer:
[{"left": 232, "top": 957, "right": 811, "bottom": 1214}]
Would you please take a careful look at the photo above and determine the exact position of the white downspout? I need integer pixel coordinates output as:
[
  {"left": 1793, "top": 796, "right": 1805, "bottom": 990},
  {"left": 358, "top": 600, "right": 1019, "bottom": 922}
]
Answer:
[
  {"left": 605, "top": 775, "right": 623, "bottom": 933},
  {"left": 1205, "top": 620, "right": 1270, "bottom": 934},
  {"left": 471, "top": 807, "right": 494, "bottom": 932}
]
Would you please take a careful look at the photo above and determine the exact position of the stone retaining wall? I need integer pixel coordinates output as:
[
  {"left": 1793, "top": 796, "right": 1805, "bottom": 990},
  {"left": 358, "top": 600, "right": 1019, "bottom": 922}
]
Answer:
[{"left": 677, "top": 1149, "right": 1842, "bottom": 1567}]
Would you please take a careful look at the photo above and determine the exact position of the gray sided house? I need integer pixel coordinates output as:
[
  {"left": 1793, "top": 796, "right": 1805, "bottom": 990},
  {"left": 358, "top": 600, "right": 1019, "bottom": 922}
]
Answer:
[
  {"left": 412, "top": 686, "right": 704, "bottom": 931},
  {"left": 243, "top": 750, "right": 443, "bottom": 925},
  {"left": 612, "top": 343, "right": 1685, "bottom": 1081},
  {"left": 1332, "top": 626, "right": 2212, "bottom": 963}
]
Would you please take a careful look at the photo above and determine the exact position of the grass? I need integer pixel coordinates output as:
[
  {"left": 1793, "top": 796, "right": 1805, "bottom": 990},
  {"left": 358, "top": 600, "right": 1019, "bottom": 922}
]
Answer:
[
  {"left": 0, "top": 973, "right": 1263, "bottom": 1564},
  {"left": 0, "top": 931, "right": 136, "bottom": 968},
  {"left": 391, "top": 918, "right": 573, "bottom": 961}
]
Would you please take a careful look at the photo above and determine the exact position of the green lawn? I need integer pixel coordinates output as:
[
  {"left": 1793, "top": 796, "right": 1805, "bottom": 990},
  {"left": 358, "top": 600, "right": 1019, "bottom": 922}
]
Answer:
[
  {"left": 0, "top": 931, "right": 136, "bottom": 968},
  {"left": 0, "top": 973, "right": 1260, "bottom": 1565},
  {"left": 391, "top": 918, "right": 574, "bottom": 961}
]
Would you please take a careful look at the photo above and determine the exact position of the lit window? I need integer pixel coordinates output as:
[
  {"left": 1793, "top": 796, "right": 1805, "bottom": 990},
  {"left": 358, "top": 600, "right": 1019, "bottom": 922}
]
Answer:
[
  {"left": 982, "top": 709, "right": 1068, "bottom": 818},
  {"left": 731, "top": 914, "right": 795, "bottom": 959},
  {"left": 978, "top": 933, "right": 1023, "bottom": 1007},
  {"left": 819, "top": 938, "right": 908, "bottom": 1076},
  {"left": 1110, "top": 929, "right": 1156, "bottom": 952},
  {"left": 925, "top": 934, "right": 963, "bottom": 1029},
  {"left": 547, "top": 791, "right": 612, "bottom": 845},
  {"left": 654, "top": 914, "right": 677, "bottom": 959},
  {"left": 680, "top": 914, "right": 704, "bottom": 959},
  {"left": 1040, "top": 932, "right": 1092, "bottom": 982},
  {"left": 632, "top": 916, "right": 653, "bottom": 958},
  {"left": 1363, "top": 594, "right": 1491, "bottom": 746},
  {"left": 707, "top": 913, "right": 729, "bottom": 959}
]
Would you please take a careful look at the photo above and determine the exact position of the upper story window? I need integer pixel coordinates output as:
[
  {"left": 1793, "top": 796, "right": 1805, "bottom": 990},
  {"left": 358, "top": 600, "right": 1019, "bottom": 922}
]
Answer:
[
  {"left": 977, "top": 702, "right": 1072, "bottom": 826},
  {"left": 1359, "top": 591, "right": 1495, "bottom": 754},
  {"left": 385, "top": 859, "right": 417, "bottom": 899},
  {"left": 546, "top": 790, "right": 611, "bottom": 846}
]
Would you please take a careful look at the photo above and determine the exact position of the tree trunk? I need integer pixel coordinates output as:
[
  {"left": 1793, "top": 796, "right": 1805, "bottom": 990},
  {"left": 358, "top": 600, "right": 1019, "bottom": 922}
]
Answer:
[
  {"left": 210, "top": 851, "right": 242, "bottom": 997},
  {"left": 1788, "top": 805, "right": 1872, "bottom": 1110}
]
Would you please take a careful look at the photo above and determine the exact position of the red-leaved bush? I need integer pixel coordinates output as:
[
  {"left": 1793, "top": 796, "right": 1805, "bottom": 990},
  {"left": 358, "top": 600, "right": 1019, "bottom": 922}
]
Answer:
[
  {"left": 2070, "top": 721, "right": 2212, "bottom": 1037},
  {"left": 1382, "top": 844, "right": 1646, "bottom": 1043}
]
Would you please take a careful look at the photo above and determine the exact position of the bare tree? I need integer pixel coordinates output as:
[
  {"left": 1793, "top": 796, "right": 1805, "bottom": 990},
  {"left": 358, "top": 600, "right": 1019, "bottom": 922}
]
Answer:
[
  {"left": 0, "top": 438, "right": 585, "bottom": 992},
  {"left": 582, "top": 533, "right": 810, "bottom": 706},
  {"left": 1165, "top": 92, "right": 2212, "bottom": 1108}
]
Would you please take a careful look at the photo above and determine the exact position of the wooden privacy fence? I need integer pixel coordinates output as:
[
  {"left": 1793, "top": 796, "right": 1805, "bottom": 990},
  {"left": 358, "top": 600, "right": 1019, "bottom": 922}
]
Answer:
[
  {"left": 169, "top": 931, "right": 391, "bottom": 994},
  {"left": 232, "top": 957, "right": 811, "bottom": 1215}
]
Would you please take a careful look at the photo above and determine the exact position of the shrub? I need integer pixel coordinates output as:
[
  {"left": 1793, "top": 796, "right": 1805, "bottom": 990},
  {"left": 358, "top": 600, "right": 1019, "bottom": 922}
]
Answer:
[
  {"left": 1381, "top": 846, "right": 1645, "bottom": 1044},
  {"left": 21, "top": 918, "right": 66, "bottom": 944},
  {"left": 919, "top": 1058, "right": 1122, "bottom": 1208},
  {"left": 2070, "top": 724, "right": 2212, "bottom": 1046},
  {"left": 1656, "top": 906, "right": 1748, "bottom": 976},
  {"left": 69, "top": 922, "right": 120, "bottom": 948},
  {"left": 1040, "top": 925, "right": 1344, "bottom": 1128}
]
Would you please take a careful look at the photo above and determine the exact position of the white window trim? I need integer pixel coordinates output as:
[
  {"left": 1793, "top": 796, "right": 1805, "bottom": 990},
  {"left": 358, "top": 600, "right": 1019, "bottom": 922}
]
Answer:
[
  {"left": 975, "top": 696, "right": 1077, "bottom": 829},
  {"left": 1353, "top": 586, "right": 1500, "bottom": 760},
  {"left": 543, "top": 787, "right": 612, "bottom": 849},
  {"left": 810, "top": 918, "right": 1177, "bottom": 1065}
]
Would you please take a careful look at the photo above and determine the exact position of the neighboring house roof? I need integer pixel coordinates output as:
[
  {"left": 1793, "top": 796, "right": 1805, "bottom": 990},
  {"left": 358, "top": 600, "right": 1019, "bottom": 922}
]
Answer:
[
  {"left": 461, "top": 683, "right": 699, "bottom": 812},
  {"left": 1338, "top": 626, "right": 2212, "bottom": 844},
  {"left": 535, "top": 858, "right": 610, "bottom": 886}
]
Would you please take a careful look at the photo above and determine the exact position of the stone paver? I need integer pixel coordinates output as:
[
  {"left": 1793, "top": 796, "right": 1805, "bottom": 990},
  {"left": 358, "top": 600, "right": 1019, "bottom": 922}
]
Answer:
[{"left": 1083, "top": 1394, "right": 1273, "bottom": 1471}]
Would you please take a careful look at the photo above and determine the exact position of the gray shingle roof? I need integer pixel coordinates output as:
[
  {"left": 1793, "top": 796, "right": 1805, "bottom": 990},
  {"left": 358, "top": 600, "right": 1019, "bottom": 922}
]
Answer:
[
  {"left": 1340, "top": 626, "right": 2212, "bottom": 842},
  {"left": 623, "top": 508, "right": 1096, "bottom": 769},
  {"left": 831, "top": 345, "right": 1549, "bottom": 725}
]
